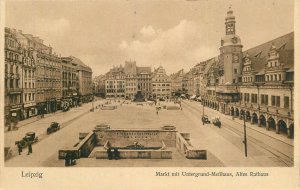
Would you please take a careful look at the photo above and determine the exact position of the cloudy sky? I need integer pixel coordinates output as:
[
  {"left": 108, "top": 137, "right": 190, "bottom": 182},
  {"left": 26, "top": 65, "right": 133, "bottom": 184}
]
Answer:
[{"left": 5, "top": 0, "right": 294, "bottom": 76}]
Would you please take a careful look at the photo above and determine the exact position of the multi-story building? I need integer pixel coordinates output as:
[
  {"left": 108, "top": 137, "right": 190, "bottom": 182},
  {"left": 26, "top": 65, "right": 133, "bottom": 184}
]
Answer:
[
  {"left": 61, "top": 57, "right": 79, "bottom": 106},
  {"left": 4, "top": 28, "right": 23, "bottom": 127},
  {"left": 105, "top": 65, "right": 125, "bottom": 98},
  {"left": 21, "top": 48, "right": 37, "bottom": 119},
  {"left": 151, "top": 66, "right": 171, "bottom": 99},
  {"left": 124, "top": 61, "right": 137, "bottom": 99},
  {"left": 137, "top": 67, "right": 152, "bottom": 99},
  {"left": 93, "top": 75, "right": 106, "bottom": 97},
  {"left": 198, "top": 7, "right": 294, "bottom": 138},
  {"left": 123, "top": 61, "right": 152, "bottom": 99},
  {"left": 72, "top": 56, "right": 93, "bottom": 103},
  {"left": 16, "top": 30, "right": 38, "bottom": 119},
  {"left": 34, "top": 42, "right": 61, "bottom": 114},
  {"left": 170, "top": 69, "right": 185, "bottom": 96},
  {"left": 193, "top": 61, "right": 206, "bottom": 97}
]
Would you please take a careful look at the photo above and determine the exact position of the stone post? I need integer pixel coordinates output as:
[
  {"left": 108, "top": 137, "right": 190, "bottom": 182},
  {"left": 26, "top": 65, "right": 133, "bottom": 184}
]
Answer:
[
  {"left": 287, "top": 127, "right": 291, "bottom": 138},
  {"left": 266, "top": 121, "right": 270, "bottom": 131},
  {"left": 258, "top": 118, "right": 261, "bottom": 127},
  {"left": 276, "top": 124, "right": 279, "bottom": 134}
]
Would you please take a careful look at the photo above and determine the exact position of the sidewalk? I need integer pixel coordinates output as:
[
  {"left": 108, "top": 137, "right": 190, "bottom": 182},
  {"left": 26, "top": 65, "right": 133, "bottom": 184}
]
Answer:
[
  {"left": 183, "top": 101, "right": 293, "bottom": 146},
  {"left": 4, "top": 100, "right": 103, "bottom": 161},
  {"left": 4, "top": 110, "right": 63, "bottom": 133}
]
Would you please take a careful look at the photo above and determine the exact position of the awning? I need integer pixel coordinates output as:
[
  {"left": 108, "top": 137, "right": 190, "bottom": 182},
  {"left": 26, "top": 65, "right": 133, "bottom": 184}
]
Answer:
[
  {"left": 181, "top": 94, "right": 186, "bottom": 97},
  {"left": 286, "top": 68, "right": 294, "bottom": 72},
  {"left": 197, "top": 97, "right": 202, "bottom": 100}
]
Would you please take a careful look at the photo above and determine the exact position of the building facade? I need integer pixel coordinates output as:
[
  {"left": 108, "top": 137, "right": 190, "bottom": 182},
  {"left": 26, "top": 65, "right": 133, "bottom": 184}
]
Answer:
[
  {"left": 197, "top": 7, "right": 294, "bottom": 138},
  {"left": 61, "top": 57, "right": 79, "bottom": 107},
  {"left": 152, "top": 66, "right": 171, "bottom": 99},
  {"left": 4, "top": 28, "right": 23, "bottom": 127},
  {"left": 105, "top": 65, "right": 125, "bottom": 98},
  {"left": 72, "top": 56, "right": 93, "bottom": 103}
]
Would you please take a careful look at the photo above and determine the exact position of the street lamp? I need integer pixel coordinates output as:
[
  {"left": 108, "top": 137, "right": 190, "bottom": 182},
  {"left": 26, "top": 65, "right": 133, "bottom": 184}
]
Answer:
[
  {"left": 256, "top": 84, "right": 260, "bottom": 111},
  {"left": 288, "top": 83, "right": 293, "bottom": 114},
  {"left": 242, "top": 112, "right": 248, "bottom": 157},
  {"left": 91, "top": 95, "right": 94, "bottom": 112}
]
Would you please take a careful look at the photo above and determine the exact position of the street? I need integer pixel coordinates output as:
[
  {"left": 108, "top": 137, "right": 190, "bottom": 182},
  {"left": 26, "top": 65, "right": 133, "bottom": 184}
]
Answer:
[{"left": 5, "top": 99, "right": 293, "bottom": 167}]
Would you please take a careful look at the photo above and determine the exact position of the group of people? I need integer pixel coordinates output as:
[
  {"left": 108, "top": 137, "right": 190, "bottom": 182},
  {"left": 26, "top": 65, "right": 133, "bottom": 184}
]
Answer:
[
  {"left": 65, "top": 152, "right": 77, "bottom": 166},
  {"left": 15, "top": 140, "right": 33, "bottom": 155},
  {"left": 107, "top": 148, "right": 120, "bottom": 160}
]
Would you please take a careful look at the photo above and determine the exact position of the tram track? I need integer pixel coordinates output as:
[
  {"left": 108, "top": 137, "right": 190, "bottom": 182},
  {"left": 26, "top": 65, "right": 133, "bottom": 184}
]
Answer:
[{"left": 182, "top": 101, "right": 294, "bottom": 167}]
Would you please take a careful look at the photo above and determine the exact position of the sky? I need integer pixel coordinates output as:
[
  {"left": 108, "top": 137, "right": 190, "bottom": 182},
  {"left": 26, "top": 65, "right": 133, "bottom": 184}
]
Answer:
[{"left": 5, "top": 0, "right": 294, "bottom": 77}]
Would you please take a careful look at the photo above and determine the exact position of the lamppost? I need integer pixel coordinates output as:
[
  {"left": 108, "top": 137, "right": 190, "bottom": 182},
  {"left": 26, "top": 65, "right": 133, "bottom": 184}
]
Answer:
[
  {"left": 202, "top": 97, "right": 205, "bottom": 125},
  {"left": 242, "top": 112, "right": 248, "bottom": 157},
  {"left": 91, "top": 94, "right": 94, "bottom": 112},
  {"left": 288, "top": 83, "right": 293, "bottom": 114},
  {"left": 256, "top": 84, "right": 260, "bottom": 111}
]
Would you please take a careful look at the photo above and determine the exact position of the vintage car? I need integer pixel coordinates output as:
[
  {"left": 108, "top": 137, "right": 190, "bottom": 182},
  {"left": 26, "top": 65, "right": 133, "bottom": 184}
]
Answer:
[
  {"left": 201, "top": 115, "right": 211, "bottom": 124},
  {"left": 212, "top": 117, "right": 221, "bottom": 128},
  {"left": 15, "top": 132, "right": 38, "bottom": 148},
  {"left": 47, "top": 122, "right": 60, "bottom": 134}
]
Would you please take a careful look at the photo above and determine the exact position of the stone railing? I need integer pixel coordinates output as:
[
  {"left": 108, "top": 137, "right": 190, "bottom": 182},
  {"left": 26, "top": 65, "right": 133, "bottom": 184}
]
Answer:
[
  {"left": 175, "top": 133, "right": 207, "bottom": 159},
  {"left": 58, "top": 131, "right": 96, "bottom": 159}
]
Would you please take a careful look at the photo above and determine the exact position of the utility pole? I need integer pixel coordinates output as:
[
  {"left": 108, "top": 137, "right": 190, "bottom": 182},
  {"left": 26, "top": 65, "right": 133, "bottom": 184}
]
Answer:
[
  {"left": 243, "top": 113, "right": 248, "bottom": 157},
  {"left": 92, "top": 95, "right": 94, "bottom": 112},
  {"left": 202, "top": 99, "right": 205, "bottom": 125}
]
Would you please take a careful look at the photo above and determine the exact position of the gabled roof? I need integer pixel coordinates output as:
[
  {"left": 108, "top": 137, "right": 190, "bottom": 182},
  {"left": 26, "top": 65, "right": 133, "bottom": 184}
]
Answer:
[
  {"left": 243, "top": 32, "right": 294, "bottom": 72},
  {"left": 70, "top": 56, "right": 92, "bottom": 72}
]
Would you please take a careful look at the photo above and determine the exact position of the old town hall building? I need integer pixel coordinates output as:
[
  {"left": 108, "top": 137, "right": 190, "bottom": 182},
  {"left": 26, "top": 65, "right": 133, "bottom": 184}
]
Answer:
[{"left": 201, "top": 7, "right": 294, "bottom": 138}]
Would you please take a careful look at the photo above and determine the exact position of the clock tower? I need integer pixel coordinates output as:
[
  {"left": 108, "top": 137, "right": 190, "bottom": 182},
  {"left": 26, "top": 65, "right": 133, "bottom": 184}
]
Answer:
[{"left": 219, "top": 6, "right": 243, "bottom": 85}]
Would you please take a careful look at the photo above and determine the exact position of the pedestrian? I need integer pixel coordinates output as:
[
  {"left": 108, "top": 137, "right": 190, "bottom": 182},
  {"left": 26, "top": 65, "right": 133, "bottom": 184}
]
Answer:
[
  {"left": 114, "top": 148, "right": 120, "bottom": 160},
  {"left": 27, "top": 141, "right": 33, "bottom": 155},
  {"left": 107, "top": 148, "right": 113, "bottom": 160},
  {"left": 156, "top": 110, "right": 158, "bottom": 115},
  {"left": 16, "top": 141, "right": 22, "bottom": 155},
  {"left": 65, "top": 152, "right": 71, "bottom": 166}
]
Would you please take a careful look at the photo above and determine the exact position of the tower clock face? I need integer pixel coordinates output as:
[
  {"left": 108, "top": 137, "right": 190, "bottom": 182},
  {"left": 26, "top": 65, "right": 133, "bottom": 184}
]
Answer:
[{"left": 232, "top": 37, "right": 237, "bottom": 44}]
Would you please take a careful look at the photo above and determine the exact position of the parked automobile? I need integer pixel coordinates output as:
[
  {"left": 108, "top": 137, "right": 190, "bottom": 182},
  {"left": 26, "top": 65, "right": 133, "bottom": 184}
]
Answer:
[
  {"left": 15, "top": 132, "right": 38, "bottom": 148},
  {"left": 47, "top": 122, "right": 60, "bottom": 134},
  {"left": 158, "top": 98, "right": 165, "bottom": 101},
  {"left": 212, "top": 117, "right": 221, "bottom": 128},
  {"left": 201, "top": 115, "right": 211, "bottom": 124}
]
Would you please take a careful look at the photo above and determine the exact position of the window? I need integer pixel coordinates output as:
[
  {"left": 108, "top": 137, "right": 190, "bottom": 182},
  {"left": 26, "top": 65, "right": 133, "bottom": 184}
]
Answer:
[
  {"left": 10, "top": 79, "right": 14, "bottom": 88},
  {"left": 284, "top": 96, "right": 289, "bottom": 109},
  {"left": 276, "top": 96, "right": 280, "bottom": 107},
  {"left": 251, "top": 94, "right": 257, "bottom": 103},
  {"left": 278, "top": 74, "right": 281, "bottom": 81},
  {"left": 271, "top": 96, "right": 275, "bottom": 106},
  {"left": 271, "top": 95, "right": 280, "bottom": 107},
  {"left": 234, "top": 69, "right": 237, "bottom": 74},
  {"left": 261, "top": 94, "right": 269, "bottom": 105}
]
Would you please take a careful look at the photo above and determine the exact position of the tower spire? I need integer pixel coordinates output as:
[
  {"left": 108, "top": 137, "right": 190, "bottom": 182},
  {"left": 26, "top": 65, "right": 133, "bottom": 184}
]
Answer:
[{"left": 225, "top": 5, "right": 236, "bottom": 35}]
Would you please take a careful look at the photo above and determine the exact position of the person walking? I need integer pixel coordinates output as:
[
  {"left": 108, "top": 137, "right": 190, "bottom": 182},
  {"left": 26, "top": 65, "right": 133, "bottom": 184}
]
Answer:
[
  {"left": 16, "top": 141, "right": 22, "bottom": 155},
  {"left": 65, "top": 152, "right": 71, "bottom": 166},
  {"left": 27, "top": 141, "right": 33, "bottom": 155}
]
